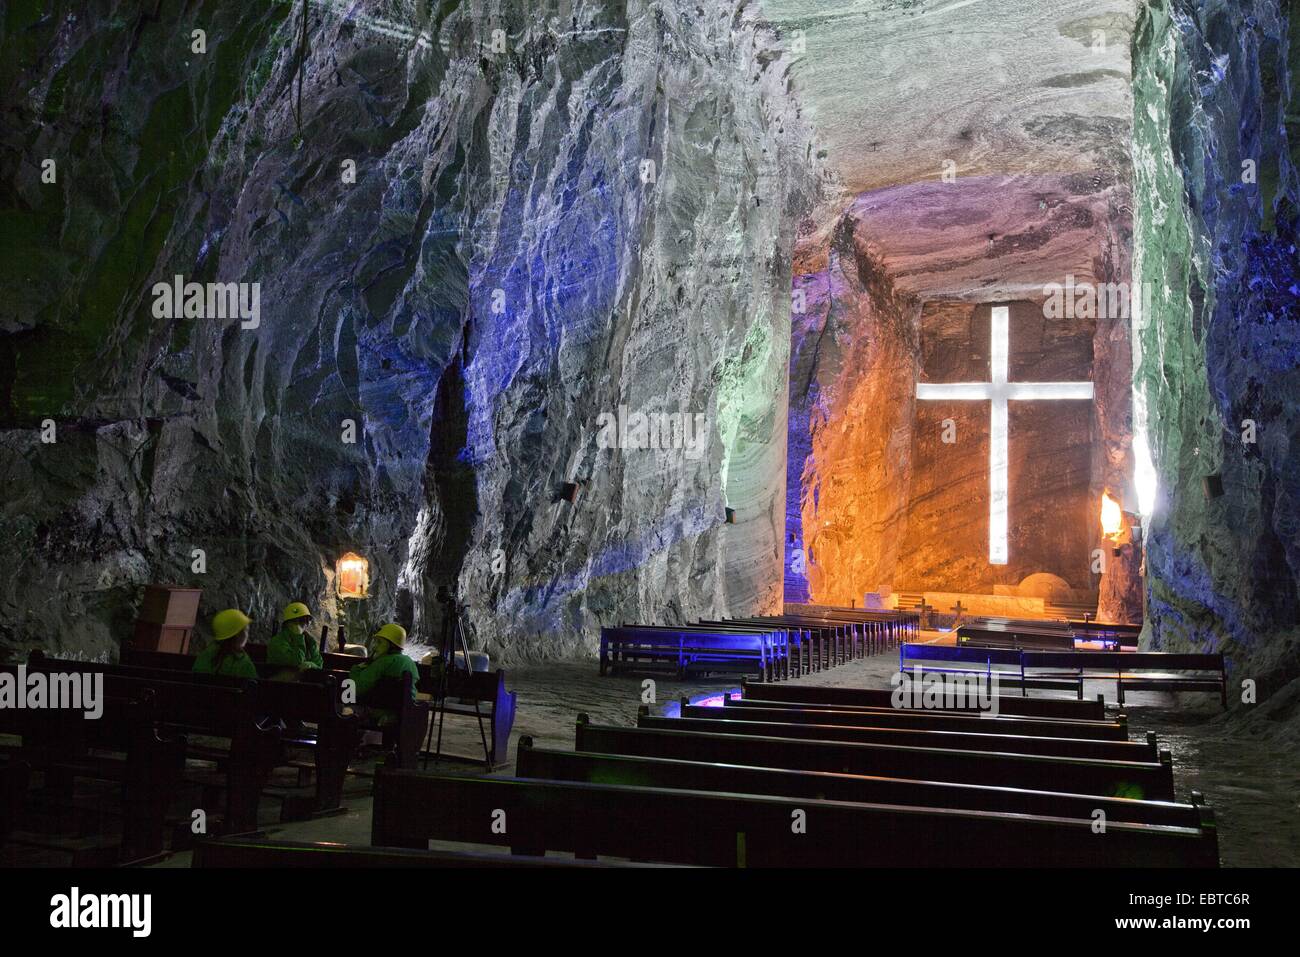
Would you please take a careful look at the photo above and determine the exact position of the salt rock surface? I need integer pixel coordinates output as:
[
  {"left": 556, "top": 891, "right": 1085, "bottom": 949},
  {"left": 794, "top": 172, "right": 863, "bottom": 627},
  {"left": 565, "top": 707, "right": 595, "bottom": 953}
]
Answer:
[{"left": 0, "top": 2, "right": 827, "bottom": 662}]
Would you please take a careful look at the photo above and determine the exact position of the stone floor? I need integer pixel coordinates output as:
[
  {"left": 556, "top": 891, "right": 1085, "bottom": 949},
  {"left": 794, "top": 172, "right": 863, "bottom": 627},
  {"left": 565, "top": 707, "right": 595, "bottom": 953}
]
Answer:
[{"left": 148, "top": 646, "right": 1300, "bottom": 867}]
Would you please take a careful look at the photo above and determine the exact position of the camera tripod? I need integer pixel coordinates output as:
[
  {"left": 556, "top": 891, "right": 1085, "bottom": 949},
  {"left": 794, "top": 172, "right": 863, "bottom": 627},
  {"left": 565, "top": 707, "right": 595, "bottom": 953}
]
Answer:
[{"left": 422, "top": 589, "right": 491, "bottom": 770}]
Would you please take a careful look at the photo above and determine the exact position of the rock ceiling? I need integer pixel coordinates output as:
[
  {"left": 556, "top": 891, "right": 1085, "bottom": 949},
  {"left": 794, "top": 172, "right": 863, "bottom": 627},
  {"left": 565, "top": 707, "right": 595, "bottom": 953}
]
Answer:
[{"left": 764, "top": 0, "right": 1137, "bottom": 299}]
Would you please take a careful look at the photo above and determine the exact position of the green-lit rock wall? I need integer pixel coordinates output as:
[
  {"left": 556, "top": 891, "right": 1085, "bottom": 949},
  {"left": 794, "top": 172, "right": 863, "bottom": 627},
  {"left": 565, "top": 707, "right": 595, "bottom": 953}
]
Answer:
[{"left": 1131, "top": 0, "right": 1300, "bottom": 702}]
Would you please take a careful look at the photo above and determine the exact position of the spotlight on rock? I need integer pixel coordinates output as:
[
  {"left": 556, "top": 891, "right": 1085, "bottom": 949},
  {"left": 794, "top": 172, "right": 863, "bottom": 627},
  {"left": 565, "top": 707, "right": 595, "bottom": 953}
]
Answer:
[{"left": 725, "top": 506, "right": 736, "bottom": 525}]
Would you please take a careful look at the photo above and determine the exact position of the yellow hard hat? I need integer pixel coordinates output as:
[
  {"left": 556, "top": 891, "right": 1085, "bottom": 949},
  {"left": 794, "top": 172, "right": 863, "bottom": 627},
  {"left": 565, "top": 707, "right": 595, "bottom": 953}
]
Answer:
[
  {"left": 212, "top": 609, "right": 252, "bottom": 642},
  {"left": 281, "top": 601, "right": 312, "bottom": 623},
  {"left": 372, "top": 623, "right": 407, "bottom": 648}
]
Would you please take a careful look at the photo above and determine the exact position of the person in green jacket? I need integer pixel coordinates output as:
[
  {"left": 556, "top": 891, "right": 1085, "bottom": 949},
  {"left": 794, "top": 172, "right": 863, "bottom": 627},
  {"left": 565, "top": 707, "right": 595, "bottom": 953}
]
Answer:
[
  {"left": 267, "top": 601, "right": 323, "bottom": 680},
  {"left": 193, "top": 609, "right": 259, "bottom": 680},
  {"left": 348, "top": 623, "right": 419, "bottom": 724}
]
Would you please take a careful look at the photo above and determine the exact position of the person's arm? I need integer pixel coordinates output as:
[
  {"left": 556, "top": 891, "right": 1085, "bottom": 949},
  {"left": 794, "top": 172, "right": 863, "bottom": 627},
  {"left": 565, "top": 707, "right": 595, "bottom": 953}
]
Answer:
[
  {"left": 400, "top": 657, "right": 420, "bottom": 701},
  {"left": 303, "top": 634, "right": 324, "bottom": 670}
]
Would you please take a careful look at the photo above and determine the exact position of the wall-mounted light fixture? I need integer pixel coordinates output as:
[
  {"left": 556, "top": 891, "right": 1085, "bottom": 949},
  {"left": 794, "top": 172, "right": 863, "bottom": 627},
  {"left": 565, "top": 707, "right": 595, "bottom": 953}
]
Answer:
[
  {"left": 336, "top": 551, "right": 370, "bottom": 599},
  {"left": 1203, "top": 474, "right": 1224, "bottom": 499},
  {"left": 724, "top": 507, "right": 736, "bottom": 525},
  {"left": 561, "top": 481, "right": 583, "bottom": 504},
  {"left": 1100, "top": 491, "right": 1123, "bottom": 545}
]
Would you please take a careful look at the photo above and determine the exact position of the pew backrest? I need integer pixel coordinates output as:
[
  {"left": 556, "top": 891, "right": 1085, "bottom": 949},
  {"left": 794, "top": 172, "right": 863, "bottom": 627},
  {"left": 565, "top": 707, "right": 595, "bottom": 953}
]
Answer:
[
  {"left": 516, "top": 737, "right": 1213, "bottom": 833},
  {"left": 1023, "top": 651, "right": 1225, "bottom": 674},
  {"left": 706, "top": 700, "right": 1129, "bottom": 740},
  {"left": 371, "top": 765, "right": 1213, "bottom": 867},
  {"left": 644, "top": 712, "right": 1156, "bottom": 762},
  {"left": 575, "top": 716, "right": 1176, "bottom": 800},
  {"left": 193, "top": 835, "right": 676, "bottom": 868},
  {"left": 737, "top": 680, "right": 1107, "bottom": 720},
  {"left": 901, "top": 643, "right": 1024, "bottom": 668},
  {"left": 36, "top": 652, "right": 348, "bottom": 724}
]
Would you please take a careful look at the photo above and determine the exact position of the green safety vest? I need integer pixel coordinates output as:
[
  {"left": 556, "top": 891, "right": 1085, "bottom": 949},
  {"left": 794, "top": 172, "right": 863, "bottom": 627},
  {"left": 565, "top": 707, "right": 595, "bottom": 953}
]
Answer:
[
  {"left": 267, "top": 626, "right": 324, "bottom": 671},
  {"left": 193, "top": 644, "right": 258, "bottom": 680}
]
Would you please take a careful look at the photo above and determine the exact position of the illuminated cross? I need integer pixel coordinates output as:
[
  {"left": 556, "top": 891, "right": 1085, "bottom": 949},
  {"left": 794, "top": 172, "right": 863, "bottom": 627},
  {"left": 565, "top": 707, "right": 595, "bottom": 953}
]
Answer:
[{"left": 916, "top": 305, "right": 1093, "bottom": 565}]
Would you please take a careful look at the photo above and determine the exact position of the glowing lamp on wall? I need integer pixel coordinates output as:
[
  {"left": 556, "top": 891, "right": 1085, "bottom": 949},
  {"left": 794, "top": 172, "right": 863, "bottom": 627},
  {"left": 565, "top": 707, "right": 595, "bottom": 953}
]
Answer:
[
  {"left": 336, "top": 552, "right": 370, "bottom": 599},
  {"left": 1100, "top": 492, "right": 1124, "bottom": 545}
]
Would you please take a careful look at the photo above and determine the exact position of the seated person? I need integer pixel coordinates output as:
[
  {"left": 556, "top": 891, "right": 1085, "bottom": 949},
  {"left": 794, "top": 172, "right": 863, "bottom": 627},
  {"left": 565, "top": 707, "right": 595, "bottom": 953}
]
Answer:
[
  {"left": 348, "top": 623, "right": 419, "bottom": 725},
  {"left": 267, "top": 601, "right": 323, "bottom": 680},
  {"left": 193, "top": 609, "right": 258, "bottom": 679}
]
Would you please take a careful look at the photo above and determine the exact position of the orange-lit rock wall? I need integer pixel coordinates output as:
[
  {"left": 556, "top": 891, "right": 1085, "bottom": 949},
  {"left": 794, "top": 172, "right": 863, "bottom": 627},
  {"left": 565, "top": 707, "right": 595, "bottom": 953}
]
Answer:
[
  {"left": 786, "top": 217, "right": 919, "bottom": 605},
  {"left": 787, "top": 226, "right": 1139, "bottom": 612}
]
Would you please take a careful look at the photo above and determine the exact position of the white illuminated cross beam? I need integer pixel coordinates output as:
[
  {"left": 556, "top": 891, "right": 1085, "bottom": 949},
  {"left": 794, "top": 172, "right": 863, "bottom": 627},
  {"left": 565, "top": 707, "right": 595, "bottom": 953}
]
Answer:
[{"left": 916, "top": 306, "right": 1093, "bottom": 565}]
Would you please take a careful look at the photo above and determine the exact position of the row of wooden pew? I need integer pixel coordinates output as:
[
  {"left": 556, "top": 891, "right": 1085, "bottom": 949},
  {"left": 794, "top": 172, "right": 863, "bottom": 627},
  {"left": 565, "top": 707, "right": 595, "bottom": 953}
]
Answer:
[
  {"left": 0, "top": 651, "right": 384, "bottom": 863},
  {"left": 599, "top": 605, "right": 919, "bottom": 682},
  {"left": 200, "top": 674, "right": 1218, "bottom": 867},
  {"left": 0, "top": 646, "right": 516, "bottom": 864},
  {"left": 904, "top": 642, "right": 1229, "bottom": 706},
  {"left": 124, "top": 647, "right": 517, "bottom": 767},
  {"left": 956, "top": 616, "right": 1142, "bottom": 651},
  {"left": 370, "top": 678, "right": 1217, "bottom": 865},
  {"left": 1, "top": 647, "right": 512, "bottom": 863}
]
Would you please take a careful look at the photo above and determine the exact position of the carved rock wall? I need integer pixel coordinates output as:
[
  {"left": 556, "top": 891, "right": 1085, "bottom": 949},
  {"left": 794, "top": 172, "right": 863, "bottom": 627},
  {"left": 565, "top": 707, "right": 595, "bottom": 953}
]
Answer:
[
  {"left": 0, "top": 1, "right": 825, "bottom": 662},
  {"left": 1131, "top": 0, "right": 1300, "bottom": 692}
]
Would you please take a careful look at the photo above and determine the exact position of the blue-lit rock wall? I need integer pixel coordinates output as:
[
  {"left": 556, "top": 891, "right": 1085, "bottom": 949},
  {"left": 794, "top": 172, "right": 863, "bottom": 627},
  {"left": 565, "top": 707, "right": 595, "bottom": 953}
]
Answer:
[
  {"left": 0, "top": 2, "right": 824, "bottom": 662},
  {"left": 1131, "top": 0, "right": 1300, "bottom": 697}
]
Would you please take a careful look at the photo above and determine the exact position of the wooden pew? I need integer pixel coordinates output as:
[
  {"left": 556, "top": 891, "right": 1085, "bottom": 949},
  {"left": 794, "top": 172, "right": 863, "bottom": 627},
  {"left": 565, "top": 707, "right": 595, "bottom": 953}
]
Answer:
[
  {"left": 783, "top": 604, "right": 920, "bottom": 650},
  {"left": 71, "top": 652, "right": 361, "bottom": 812},
  {"left": 119, "top": 648, "right": 198, "bottom": 672},
  {"left": 0, "top": 664, "right": 200, "bottom": 861},
  {"left": 901, "top": 643, "right": 1085, "bottom": 697},
  {"left": 958, "top": 620, "right": 1079, "bottom": 650},
  {"left": 0, "top": 759, "right": 30, "bottom": 848},
  {"left": 207, "top": 649, "right": 430, "bottom": 771},
  {"left": 321, "top": 651, "right": 367, "bottom": 670},
  {"left": 132, "top": 676, "right": 279, "bottom": 834},
  {"left": 416, "top": 666, "right": 516, "bottom": 769},
  {"left": 599, "top": 625, "right": 787, "bottom": 681},
  {"left": 725, "top": 697, "right": 1128, "bottom": 746},
  {"left": 369, "top": 765, "right": 1214, "bottom": 866},
  {"left": 21, "top": 656, "right": 279, "bottom": 833},
  {"left": 769, "top": 612, "right": 873, "bottom": 663},
  {"left": 192, "top": 835, "right": 678, "bottom": 868},
  {"left": 737, "top": 679, "right": 1107, "bottom": 720},
  {"left": 624, "top": 623, "right": 791, "bottom": 680},
  {"left": 644, "top": 711, "right": 1157, "bottom": 762},
  {"left": 764, "top": 615, "right": 856, "bottom": 665},
  {"left": 348, "top": 671, "right": 430, "bottom": 770},
  {"left": 703, "top": 700, "right": 1130, "bottom": 741},
  {"left": 768, "top": 608, "right": 897, "bottom": 658},
  {"left": 1022, "top": 651, "right": 1228, "bottom": 708},
  {"left": 1070, "top": 620, "right": 1142, "bottom": 649},
  {"left": 515, "top": 737, "right": 1217, "bottom": 834},
  {"left": 576, "top": 717, "right": 1176, "bottom": 800},
  {"left": 701, "top": 617, "right": 825, "bottom": 674}
]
